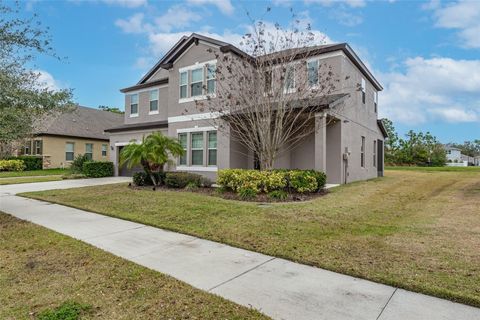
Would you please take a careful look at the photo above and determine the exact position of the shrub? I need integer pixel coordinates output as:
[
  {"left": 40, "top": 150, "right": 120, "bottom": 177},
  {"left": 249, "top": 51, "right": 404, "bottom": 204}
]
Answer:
[
  {"left": 185, "top": 181, "right": 199, "bottom": 191},
  {"left": 82, "top": 161, "right": 114, "bottom": 178},
  {"left": 132, "top": 172, "right": 166, "bottom": 186},
  {"left": 6, "top": 156, "right": 42, "bottom": 170},
  {"left": 0, "top": 159, "right": 25, "bottom": 171},
  {"left": 165, "top": 172, "right": 202, "bottom": 188},
  {"left": 37, "top": 301, "right": 91, "bottom": 320},
  {"left": 70, "top": 154, "right": 89, "bottom": 173},
  {"left": 268, "top": 190, "right": 288, "bottom": 200},
  {"left": 288, "top": 170, "right": 318, "bottom": 193},
  {"left": 238, "top": 186, "right": 257, "bottom": 199}
]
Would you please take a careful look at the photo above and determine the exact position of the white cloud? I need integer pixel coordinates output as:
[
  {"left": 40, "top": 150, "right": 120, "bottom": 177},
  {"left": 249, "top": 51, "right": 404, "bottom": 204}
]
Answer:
[
  {"left": 330, "top": 9, "right": 363, "bottom": 26},
  {"left": 35, "top": 70, "right": 62, "bottom": 91},
  {"left": 379, "top": 57, "right": 480, "bottom": 124},
  {"left": 428, "top": 0, "right": 480, "bottom": 48},
  {"left": 154, "top": 6, "right": 202, "bottom": 32},
  {"left": 101, "top": 0, "right": 147, "bottom": 8},
  {"left": 305, "top": 0, "right": 366, "bottom": 8},
  {"left": 186, "top": 0, "right": 234, "bottom": 15},
  {"left": 115, "top": 13, "right": 147, "bottom": 34}
]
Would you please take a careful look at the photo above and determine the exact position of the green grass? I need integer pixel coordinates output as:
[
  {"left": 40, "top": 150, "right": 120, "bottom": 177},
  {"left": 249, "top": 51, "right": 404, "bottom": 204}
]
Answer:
[
  {"left": 0, "top": 168, "right": 68, "bottom": 178},
  {"left": 385, "top": 166, "right": 480, "bottom": 172},
  {"left": 0, "top": 175, "right": 63, "bottom": 185},
  {"left": 22, "top": 170, "right": 480, "bottom": 307},
  {"left": 0, "top": 213, "right": 268, "bottom": 320}
]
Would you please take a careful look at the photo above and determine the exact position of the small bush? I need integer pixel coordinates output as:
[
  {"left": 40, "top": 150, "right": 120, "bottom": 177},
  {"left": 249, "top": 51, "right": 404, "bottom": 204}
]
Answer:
[
  {"left": 288, "top": 170, "right": 319, "bottom": 193},
  {"left": 268, "top": 190, "right": 288, "bottom": 200},
  {"left": 0, "top": 159, "right": 25, "bottom": 171},
  {"left": 185, "top": 181, "right": 199, "bottom": 191},
  {"left": 6, "top": 156, "right": 41, "bottom": 170},
  {"left": 238, "top": 186, "right": 257, "bottom": 199},
  {"left": 165, "top": 172, "right": 202, "bottom": 188},
  {"left": 82, "top": 161, "right": 114, "bottom": 178},
  {"left": 70, "top": 154, "right": 89, "bottom": 173},
  {"left": 132, "top": 172, "right": 166, "bottom": 186}
]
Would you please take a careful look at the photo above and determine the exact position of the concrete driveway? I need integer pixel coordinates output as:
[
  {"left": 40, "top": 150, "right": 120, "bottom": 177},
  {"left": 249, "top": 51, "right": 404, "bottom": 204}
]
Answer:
[{"left": 1, "top": 178, "right": 479, "bottom": 320}]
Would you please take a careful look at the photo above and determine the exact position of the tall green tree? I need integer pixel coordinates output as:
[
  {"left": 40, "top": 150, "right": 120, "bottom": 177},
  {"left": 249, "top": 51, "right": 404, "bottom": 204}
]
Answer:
[
  {"left": 120, "top": 132, "right": 184, "bottom": 186},
  {"left": 0, "top": 1, "right": 73, "bottom": 157}
]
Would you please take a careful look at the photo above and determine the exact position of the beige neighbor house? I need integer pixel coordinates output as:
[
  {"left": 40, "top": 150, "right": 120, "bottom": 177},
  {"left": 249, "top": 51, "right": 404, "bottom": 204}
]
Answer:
[
  {"left": 18, "top": 106, "right": 123, "bottom": 169},
  {"left": 106, "top": 34, "right": 388, "bottom": 184}
]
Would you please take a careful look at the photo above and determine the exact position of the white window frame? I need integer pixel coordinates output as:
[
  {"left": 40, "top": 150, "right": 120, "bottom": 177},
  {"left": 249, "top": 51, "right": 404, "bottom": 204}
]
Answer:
[
  {"left": 361, "top": 136, "right": 365, "bottom": 168},
  {"left": 178, "top": 60, "right": 217, "bottom": 103},
  {"left": 284, "top": 65, "right": 296, "bottom": 93},
  {"left": 307, "top": 59, "right": 319, "bottom": 87},
  {"left": 130, "top": 93, "right": 139, "bottom": 117},
  {"left": 65, "top": 142, "right": 75, "bottom": 161},
  {"left": 85, "top": 143, "right": 93, "bottom": 160},
  {"left": 190, "top": 67, "right": 204, "bottom": 98},
  {"left": 190, "top": 132, "right": 204, "bottom": 166},
  {"left": 102, "top": 144, "right": 108, "bottom": 157},
  {"left": 206, "top": 63, "right": 216, "bottom": 95},
  {"left": 149, "top": 89, "right": 159, "bottom": 115},
  {"left": 179, "top": 71, "right": 188, "bottom": 99},
  {"left": 178, "top": 133, "right": 188, "bottom": 166},
  {"left": 34, "top": 140, "right": 42, "bottom": 155},
  {"left": 374, "top": 91, "right": 378, "bottom": 113},
  {"left": 207, "top": 131, "right": 217, "bottom": 166},
  {"left": 361, "top": 78, "right": 366, "bottom": 104}
]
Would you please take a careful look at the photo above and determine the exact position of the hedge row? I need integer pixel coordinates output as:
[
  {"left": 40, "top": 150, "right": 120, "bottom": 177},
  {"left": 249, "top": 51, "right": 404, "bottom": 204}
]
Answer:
[
  {"left": 217, "top": 169, "right": 326, "bottom": 197},
  {"left": 6, "top": 156, "right": 42, "bottom": 170},
  {"left": 0, "top": 159, "right": 26, "bottom": 171},
  {"left": 82, "top": 161, "right": 114, "bottom": 178},
  {"left": 133, "top": 171, "right": 212, "bottom": 188}
]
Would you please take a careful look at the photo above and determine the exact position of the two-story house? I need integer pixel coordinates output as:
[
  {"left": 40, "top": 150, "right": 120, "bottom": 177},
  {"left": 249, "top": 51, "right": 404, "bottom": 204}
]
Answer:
[{"left": 105, "top": 33, "right": 387, "bottom": 184}]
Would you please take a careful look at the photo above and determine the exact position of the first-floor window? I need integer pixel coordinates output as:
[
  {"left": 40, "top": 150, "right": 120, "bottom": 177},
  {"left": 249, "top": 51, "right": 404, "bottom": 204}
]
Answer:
[
  {"left": 373, "top": 140, "right": 377, "bottom": 167},
  {"left": 191, "top": 132, "right": 204, "bottom": 165},
  {"left": 23, "top": 141, "right": 31, "bottom": 155},
  {"left": 102, "top": 144, "right": 107, "bottom": 157},
  {"left": 85, "top": 143, "right": 93, "bottom": 160},
  {"left": 178, "top": 133, "right": 187, "bottom": 165},
  {"left": 34, "top": 140, "right": 42, "bottom": 155},
  {"left": 66, "top": 142, "right": 74, "bottom": 161},
  {"left": 208, "top": 131, "right": 217, "bottom": 166},
  {"left": 361, "top": 136, "right": 365, "bottom": 168}
]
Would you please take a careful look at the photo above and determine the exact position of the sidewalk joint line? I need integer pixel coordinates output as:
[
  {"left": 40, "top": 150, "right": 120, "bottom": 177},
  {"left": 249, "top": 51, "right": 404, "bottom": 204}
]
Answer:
[
  {"left": 376, "top": 287, "right": 397, "bottom": 320},
  {"left": 207, "top": 257, "right": 276, "bottom": 292},
  {"left": 81, "top": 225, "right": 146, "bottom": 241}
]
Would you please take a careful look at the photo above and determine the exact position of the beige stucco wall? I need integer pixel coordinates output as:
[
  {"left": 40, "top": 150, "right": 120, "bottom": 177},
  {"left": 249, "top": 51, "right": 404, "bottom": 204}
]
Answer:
[{"left": 40, "top": 135, "right": 110, "bottom": 168}]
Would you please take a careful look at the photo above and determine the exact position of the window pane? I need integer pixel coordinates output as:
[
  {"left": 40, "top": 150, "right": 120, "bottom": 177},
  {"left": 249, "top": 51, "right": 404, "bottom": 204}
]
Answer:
[
  {"left": 180, "top": 154, "right": 187, "bottom": 165},
  {"left": 150, "top": 100, "right": 158, "bottom": 111},
  {"left": 207, "top": 79, "right": 215, "bottom": 94},
  {"left": 191, "top": 68, "right": 203, "bottom": 83},
  {"left": 307, "top": 60, "right": 318, "bottom": 86},
  {"left": 192, "top": 150, "right": 203, "bottom": 165},
  {"left": 66, "top": 152, "right": 74, "bottom": 161},
  {"left": 130, "top": 94, "right": 138, "bottom": 104},
  {"left": 265, "top": 71, "right": 272, "bottom": 92},
  {"left": 178, "top": 133, "right": 187, "bottom": 148},
  {"left": 102, "top": 144, "right": 107, "bottom": 156},
  {"left": 180, "top": 85, "right": 187, "bottom": 98},
  {"left": 66, "top": 143, "right": 74, "bottom": 152},
  {"left": 85, "top": 153, "right": 92, "bottom": 161},
  {"left": 131, "top": 103, "right": 138, "bottom": 114},
  {"left": 208, "top": 149, "right": 217, "bottom": 166},
  {"left": 191, "top": 82, "right": 202, "bottom": 96},
  {"left": 208, "top": 132, "right": 217, "bottom": 149},
  {"left": 150, "top": 90, "right": 158, "bottom": 100},
  {"left": 191, "top": 132, "right": 203, "bottom": 149},
  {"left": 207, "top": 64, "right": 216, "bottom": 79},
  {"left": 180, "top": 72, "right": 187, "bottom": 85},
  {"left": 86, "top": 143, "right": 93, "bottom": 153},
  {"left": 285, "top": 66, "right": 294, "bottom": 90}
]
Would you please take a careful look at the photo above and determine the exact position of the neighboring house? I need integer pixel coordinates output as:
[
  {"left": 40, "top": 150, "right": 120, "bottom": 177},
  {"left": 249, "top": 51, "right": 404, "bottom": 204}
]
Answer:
[
  {"left": 18, "top": 106, "right": 123, "bottom": 169},
  {"left": 444, "top": 145, "right": 475, "bottom": 167},
  {"left": 106, "top": 33, "right": 387, "bottom": 184}
]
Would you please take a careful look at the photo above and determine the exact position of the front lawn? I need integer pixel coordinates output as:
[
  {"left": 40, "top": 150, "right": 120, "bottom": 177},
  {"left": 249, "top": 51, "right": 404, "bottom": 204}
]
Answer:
[
  {"left": 0, "top": 213, "right": 267, "bottom": 319},
  {"left": 0, "top": 175, "right": 63, "bottom": 185},
  {"left": 0, "top": 168, "right": 68, "bottom": 178},
  {"left": 385, "top": 166, "right": 480, "bottom": 172},
  {"left": 22, "top": 170, "right": 480, "bottom": 307}
]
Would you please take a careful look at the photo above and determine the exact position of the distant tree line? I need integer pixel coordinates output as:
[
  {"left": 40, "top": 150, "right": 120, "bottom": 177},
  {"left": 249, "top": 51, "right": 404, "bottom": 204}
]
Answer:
[{"left": 383, "top": 119, "right": 446, "bottom": 166}]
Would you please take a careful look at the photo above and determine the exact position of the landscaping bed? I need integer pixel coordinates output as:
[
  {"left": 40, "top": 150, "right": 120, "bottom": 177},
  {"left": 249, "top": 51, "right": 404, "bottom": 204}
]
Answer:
[
  {"left": 0, "top": 212, "right": 268, "bottom": 319},
  {"left": 22, "top": 169, "right": 480, "bottom": 307}
]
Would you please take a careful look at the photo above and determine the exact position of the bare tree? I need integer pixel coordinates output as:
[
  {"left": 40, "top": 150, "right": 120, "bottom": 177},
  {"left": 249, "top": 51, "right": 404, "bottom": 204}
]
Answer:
[{"left": 194, "top": 11, "right": 353, "bottom": 170}]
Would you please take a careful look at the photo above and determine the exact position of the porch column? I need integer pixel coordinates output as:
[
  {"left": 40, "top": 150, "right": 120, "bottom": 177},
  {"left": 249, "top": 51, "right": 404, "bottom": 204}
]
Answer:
[{"left": 314, "top": 113, "right": 327, "bottom": 173}]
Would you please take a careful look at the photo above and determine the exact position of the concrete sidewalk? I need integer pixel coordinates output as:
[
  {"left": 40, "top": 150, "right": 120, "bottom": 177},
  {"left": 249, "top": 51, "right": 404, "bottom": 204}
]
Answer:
[{"left": 1, "top": 179, "right": 479, "bottom": 320}]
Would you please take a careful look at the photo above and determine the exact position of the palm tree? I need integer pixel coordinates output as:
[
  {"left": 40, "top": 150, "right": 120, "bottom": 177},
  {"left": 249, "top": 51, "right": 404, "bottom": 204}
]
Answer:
[{"left": 120, "top": 132, "right": 184, "bottom": 186}]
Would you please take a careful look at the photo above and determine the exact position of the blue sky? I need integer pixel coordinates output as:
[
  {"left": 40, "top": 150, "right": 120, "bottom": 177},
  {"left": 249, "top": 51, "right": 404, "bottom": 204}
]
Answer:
[{"left": 23, "top": 0, "right": 479, "bottom": 143}]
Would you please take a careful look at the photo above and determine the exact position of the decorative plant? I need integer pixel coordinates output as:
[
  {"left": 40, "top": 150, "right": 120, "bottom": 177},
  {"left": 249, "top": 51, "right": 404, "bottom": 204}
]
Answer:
[{"left": 120, "top": 132, "right": 184, "bottom": 186}]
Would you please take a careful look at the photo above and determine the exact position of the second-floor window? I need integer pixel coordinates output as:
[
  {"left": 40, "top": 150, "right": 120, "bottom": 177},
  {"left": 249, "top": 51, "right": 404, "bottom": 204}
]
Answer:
[
  {"left": 307, "top": 60, "right": 319, "bottom": 87},
  {"left": 191, "top": 68, "right": 203, "bottom": 97},
  {"left": 284, "top": 65, "right": 295, "bottom": 92},
  {"left": 361, "top": 78, "right": 366, "bottom": 104},
  {"left": 361, "top": 136, "right": 365, "bottom": 168},
  {"left": 264, "top": 70, "right": 272, "bottom": 93},
  {"left": 85, "top": 143, "right": 93, "bottom": 160},
  {"left": 374, "top": 91, "right": 378, "bottom": 113},
  {"left": 130, "top": 93, "right": 138, "bottom": 116},
  {"left": 206, "top": 64, "right": 216, "bottom": 94},
  {"left": 149, "top": 90, "right": 158, "bottom": 113},
  {"left": 180, "top": 71, "right": 188, "bottom": 99}
]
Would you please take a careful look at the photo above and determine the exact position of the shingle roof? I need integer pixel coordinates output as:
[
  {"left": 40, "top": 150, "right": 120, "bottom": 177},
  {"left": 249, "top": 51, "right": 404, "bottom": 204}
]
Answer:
[{"left": 34, "top": 105, "right": 124, "bottom": 140}]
